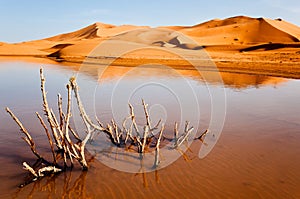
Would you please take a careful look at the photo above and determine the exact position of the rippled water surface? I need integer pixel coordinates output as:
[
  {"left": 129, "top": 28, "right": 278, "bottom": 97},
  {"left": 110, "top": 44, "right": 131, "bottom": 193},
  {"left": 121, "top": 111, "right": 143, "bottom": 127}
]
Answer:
[{"left": 0, "top": 59, "right": 300, "bottom": 198}]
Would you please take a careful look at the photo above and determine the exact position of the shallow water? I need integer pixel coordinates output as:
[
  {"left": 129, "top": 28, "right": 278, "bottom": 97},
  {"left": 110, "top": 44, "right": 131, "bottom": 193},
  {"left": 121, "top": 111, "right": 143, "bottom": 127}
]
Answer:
[{"left": 0, "top": 60, "right": 300, "bottom": 198}]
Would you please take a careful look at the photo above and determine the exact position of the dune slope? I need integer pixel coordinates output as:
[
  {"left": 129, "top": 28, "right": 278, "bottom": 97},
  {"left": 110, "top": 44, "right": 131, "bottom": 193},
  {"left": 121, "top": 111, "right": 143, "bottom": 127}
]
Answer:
[{"left": 175, "top": 16, "right": 300, "bottom": 45}]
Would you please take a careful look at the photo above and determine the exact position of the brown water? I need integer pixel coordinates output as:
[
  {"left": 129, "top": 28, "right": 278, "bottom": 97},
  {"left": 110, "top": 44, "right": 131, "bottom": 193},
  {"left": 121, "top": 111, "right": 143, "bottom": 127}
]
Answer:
[{"left": 0, "top": 60, "right": 300, "bottom": 198}]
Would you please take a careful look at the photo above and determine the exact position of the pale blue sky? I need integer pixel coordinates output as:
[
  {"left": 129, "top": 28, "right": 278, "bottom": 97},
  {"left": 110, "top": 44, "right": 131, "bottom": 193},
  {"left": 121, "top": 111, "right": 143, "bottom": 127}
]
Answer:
[{"left": 0, "top": 0, "right": 299, "bottom": 43}]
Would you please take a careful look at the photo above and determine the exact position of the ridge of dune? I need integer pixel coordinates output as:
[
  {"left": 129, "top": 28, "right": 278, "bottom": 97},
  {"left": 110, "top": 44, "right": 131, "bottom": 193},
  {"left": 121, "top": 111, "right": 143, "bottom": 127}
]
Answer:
[
  {"left": 263, "top": 18, "right": 300, "bottom": 40},
  {"left": 45, "top": 22, "right": 115, "bottom": 41},
  {"left": 1, "top": 15, "right": 300, "bottom": 46},
  {"left": 38, "top": 15, "right": 300, "bottom": 56},
  {"left": 173, "top": 16, "right": 300, "bottom": 45},
  {"left": 45, "top": 22, "right": 150, "bottom": 42},
  {"left": 191, "top": 16, "right": 252, "bottom": 28},
  {"left": 41, "top": 15, "right": 300, "bottom": 47}
]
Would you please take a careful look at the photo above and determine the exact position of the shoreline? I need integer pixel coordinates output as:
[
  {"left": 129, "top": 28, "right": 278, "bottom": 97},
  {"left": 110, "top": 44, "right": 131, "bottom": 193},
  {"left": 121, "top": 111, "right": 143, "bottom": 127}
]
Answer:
[{"left": 1, "top": 54, "right": 300, "bottom": 79}]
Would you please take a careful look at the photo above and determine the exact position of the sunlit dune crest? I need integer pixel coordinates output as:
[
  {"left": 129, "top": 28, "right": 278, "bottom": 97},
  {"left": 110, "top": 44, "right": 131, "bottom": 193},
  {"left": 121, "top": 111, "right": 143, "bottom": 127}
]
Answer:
[
  {"left": 45, "top": 22, "right": 150, "bottom": 41},
  {"left": 173, "top": 16, "right": 300, "bottom": 45}
]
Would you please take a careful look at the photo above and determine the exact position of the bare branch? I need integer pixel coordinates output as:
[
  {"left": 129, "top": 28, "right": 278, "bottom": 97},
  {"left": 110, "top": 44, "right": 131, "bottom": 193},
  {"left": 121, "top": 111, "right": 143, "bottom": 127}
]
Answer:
[
  {"left": 142, "top": 99, "right": 151, "bottom": 127},
  {"left": 40, "top": 68, "right": 62, "bottom": 149},
  {"left": 194, "top": 129, "right": 209, "bottom": 142},
  {"left": 174, "top": 122, "right": 179, "bottom": 147},
  {"left": 68, "top": 125, "right": 81, "bottom": 141},
  {"left": 64, "top": 83, "right": 73, "bottom": 147},
  {"left": 69, "top": 77, "right": 103, "bottom": 132},
  {"left": 57, "top": 94, "right": 64, "bottom": 131},
  {"left": 128, "top": 103, "right": 140, "bottom": 137},
  {"left": 111, "top": 119, "right": 120, "bottom": 145},
  {"left": 176, "top": 126, "right": 194, "bottom": 148},
  {"left": 153, "top": 124, "right": 165, "bottom": 168},
  {"left": 38, "top": 166, "right": 61, "bottom": 177},
  {"left": 151, "top": 119, "right": 162, "bottom": 132},
  {"left": 122, "top": 116, "right": 132, "bottom": 143},
  {"left": 23, "top": 162, "right": 38, "bottom": 178},
  {"left": 36, "top": 112, "right": 56, "bottom": 164},
  {"left": 141, "top": 125, "right": 149, "bottom": 153},
  {"left": 6, "top": 107, "right": 42, "bottom": 159}
]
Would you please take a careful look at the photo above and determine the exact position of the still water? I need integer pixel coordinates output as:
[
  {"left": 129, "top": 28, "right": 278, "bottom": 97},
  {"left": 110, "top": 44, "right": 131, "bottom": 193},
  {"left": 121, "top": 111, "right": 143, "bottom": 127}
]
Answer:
[{"left": 0, "top": 59, "right": 299, "bottom": 198}]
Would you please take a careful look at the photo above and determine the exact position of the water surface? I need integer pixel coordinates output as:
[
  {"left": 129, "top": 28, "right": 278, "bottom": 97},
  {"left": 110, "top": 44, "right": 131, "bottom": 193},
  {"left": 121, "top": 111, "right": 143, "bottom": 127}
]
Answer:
[{"left": 0, "top": 60, "right": 299, "bottom": 198}]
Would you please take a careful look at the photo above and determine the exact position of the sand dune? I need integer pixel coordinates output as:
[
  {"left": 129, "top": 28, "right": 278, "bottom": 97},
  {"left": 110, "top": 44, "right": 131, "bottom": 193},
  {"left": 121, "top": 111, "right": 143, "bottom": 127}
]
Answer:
[
  {"left": 0, "top": 15, "right": 300, "bottom": 78},
  {"left": 46, "top": 22, "right": 149, "bottom": 42},
  {"left": 1, "top": 16, "right": 299, "bottom": 55},
  {"left": 174, "top": 16, "right": 300, "bottom": 45},
  {"left": 0, "top": 43, "right": 48, "bottom": 56}
]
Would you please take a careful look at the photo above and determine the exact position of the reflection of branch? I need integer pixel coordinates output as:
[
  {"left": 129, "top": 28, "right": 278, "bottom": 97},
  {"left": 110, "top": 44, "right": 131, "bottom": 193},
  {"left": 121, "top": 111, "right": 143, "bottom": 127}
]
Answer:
[
  {"left": 14, "top": 156, "right": 95, "bottom": 198},
  {"left": 176, "top": 148, "right": 191, "bottom": 162},
  {"left": 142, "top": 172, "right": 148, "bottom": 187},
  {"left": 16, "top": 169, "right": 90, "bottom": 198}
]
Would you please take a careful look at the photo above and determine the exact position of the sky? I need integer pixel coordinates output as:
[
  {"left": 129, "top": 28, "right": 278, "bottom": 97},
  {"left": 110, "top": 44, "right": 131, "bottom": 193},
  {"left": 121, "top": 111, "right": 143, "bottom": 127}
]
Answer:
[{"left": 0, "top": 0, "right": 299, "bottom": 43}]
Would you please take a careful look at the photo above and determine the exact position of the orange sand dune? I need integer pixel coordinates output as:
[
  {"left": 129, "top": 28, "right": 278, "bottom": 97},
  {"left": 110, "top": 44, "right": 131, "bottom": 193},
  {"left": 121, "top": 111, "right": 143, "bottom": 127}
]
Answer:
[
  {"left": 46, "top": 22, "right": 149, "bottom": 42},
  {"left": 1, "top": 16, "right": 299, "bottom": 56},
  {"left": 0, "top": 15, "right": 300, "bottom": 78},
  {"left": 173, "top": 16, "right": 300, "bottom": 45},
  {"left": 0, "top": 43, "right": 48, "bottom": 56}
]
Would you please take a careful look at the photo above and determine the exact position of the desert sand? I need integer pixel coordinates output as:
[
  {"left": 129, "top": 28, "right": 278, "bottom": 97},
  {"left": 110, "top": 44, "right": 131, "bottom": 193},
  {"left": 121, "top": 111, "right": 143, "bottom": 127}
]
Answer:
[{"left": 0, "top": 16, "right": 300, "bottom": 78}]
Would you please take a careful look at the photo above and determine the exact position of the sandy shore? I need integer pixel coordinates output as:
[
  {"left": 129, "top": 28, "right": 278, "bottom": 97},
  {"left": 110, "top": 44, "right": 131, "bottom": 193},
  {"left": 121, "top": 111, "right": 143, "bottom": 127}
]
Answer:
[{"left": 1, "top": 51, "right": 300, "bottom": 79}]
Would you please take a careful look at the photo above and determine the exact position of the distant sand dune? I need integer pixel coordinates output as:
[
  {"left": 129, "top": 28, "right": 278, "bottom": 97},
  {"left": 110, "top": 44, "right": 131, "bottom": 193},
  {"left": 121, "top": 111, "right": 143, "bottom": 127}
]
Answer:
[
  {"left": 46, "top": 22, "right": 149, "bottom": 41},
  {"left": 176, "top": 16, "right": 300, "bottom": 45},
  {"left": 1, "top": 16, "right": 299, "bottom": 55},
  {"left": 0, "top": 15, "right": 300, "bottom": 78}
]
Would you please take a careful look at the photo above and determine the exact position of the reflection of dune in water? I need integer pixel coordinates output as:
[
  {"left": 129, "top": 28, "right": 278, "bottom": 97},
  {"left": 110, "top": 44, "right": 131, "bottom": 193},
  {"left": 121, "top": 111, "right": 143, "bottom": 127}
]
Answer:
[
  {"left": 76, "top": 61, "right": 287, "bottom": 89},
  {"left": 72, "top": 47, "right": 287, "bottom": 89},
  {"left": 220, "top": 72, "right": 287, "bottom": 89},
  {"left": 0, "top": 56, "right": 288, "bottom": 90}
]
